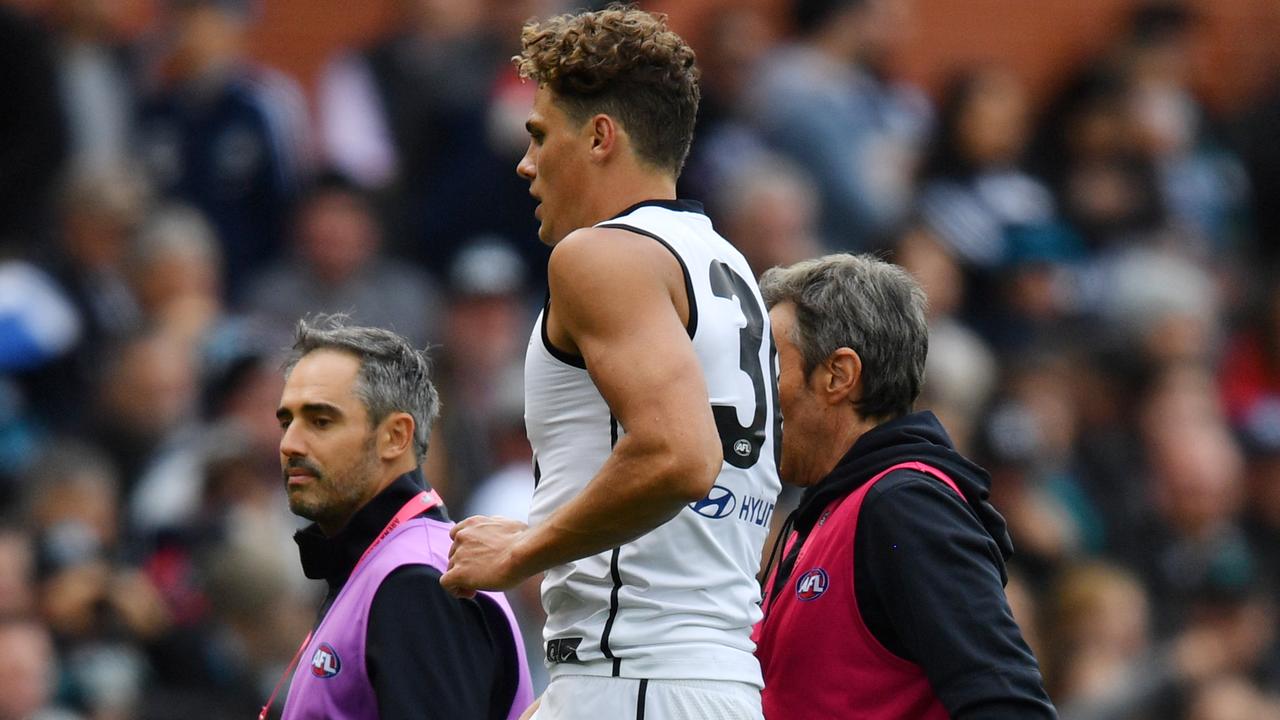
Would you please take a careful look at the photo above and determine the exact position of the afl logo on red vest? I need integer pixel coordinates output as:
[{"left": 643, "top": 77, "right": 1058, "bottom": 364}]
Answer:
[
  {"left": 311, "top": 643, "right": 342, "bottom": 678},
  {"left": 796, "top": 568, "right": 829, "bottom": 601}
]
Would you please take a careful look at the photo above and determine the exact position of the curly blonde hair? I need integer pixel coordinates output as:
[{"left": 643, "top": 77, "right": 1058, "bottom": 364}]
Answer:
[{"left": 514, "top": 4, "right": 700, "bottom": 175}]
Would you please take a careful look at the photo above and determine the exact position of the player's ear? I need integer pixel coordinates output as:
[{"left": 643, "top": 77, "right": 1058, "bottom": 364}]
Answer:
[
  {"left": 821, "top": 348, "right": 862, "bottom": 406},
  {"left": 379, "top": 412, "right": 416, "bottom": 461},
  {"left": 588, "top": 113, "right": 618, "bottom": 160}
]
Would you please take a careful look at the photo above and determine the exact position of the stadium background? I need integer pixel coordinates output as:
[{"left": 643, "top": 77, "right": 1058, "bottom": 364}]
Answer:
[{"left": 2, "top": 0, "right": 1280, "bottom": 717}]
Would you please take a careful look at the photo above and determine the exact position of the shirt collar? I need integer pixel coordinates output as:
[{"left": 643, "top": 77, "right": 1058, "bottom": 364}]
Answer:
[{"left": 607, "top": 199, "right": 706, "bottom": 220}]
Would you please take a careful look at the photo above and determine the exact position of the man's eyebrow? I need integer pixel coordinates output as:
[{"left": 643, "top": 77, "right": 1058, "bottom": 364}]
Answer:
[{"left": 276, "top": 402, "right": 345, "bottom": 421}]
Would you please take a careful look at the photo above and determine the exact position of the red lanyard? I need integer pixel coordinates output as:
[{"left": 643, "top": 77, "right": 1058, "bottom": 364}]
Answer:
[{"left": 259, "top": 489, "right": 443, "bottom": 720}]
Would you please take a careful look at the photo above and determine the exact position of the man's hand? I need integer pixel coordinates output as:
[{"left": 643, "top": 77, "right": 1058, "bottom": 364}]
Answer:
[{"left": 442, "top": 516, "right": 531, "bottom": 598}]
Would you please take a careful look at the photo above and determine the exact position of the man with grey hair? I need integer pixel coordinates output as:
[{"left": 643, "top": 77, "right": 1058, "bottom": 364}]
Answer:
[
  {"left": 751, "top": 255, "right": 1055, "bottom": 719},
  {"left": 270, "top": 315, "right": 533, "bottom": 719}
]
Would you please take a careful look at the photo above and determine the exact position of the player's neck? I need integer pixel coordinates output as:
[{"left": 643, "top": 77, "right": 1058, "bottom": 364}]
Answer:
[{"left": 594, "top": 170, "right": 678, "bottom": 223}]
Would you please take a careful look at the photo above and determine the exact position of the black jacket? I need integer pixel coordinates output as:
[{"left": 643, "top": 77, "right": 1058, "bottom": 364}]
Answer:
[
  {"left": 293, "top": 470, "right": 518, "bottom": 720},
  {"left": 766, "top": 411, "right": 1057, "bottom": 719}
]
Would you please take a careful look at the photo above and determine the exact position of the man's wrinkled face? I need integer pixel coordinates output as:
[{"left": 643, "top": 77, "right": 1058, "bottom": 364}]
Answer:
[
  {"left": 277, "top": 350, "right": 381, "bottom": 532},
  {"left": 770, "top": 302, "right": 826, "bottom": 488}
]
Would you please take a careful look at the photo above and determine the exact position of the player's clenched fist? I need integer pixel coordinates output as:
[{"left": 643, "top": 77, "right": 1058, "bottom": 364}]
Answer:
[{"left": 442, "top": 515, "right": 531, "bottom": 598}]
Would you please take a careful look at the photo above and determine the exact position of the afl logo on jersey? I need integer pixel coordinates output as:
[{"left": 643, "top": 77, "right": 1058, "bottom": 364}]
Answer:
[
  {"left": 733, "top": 439, "right": 752, "bottom": 457},
  {"left": 690, "top": 485, "right": 737, "bottom": 519},
  {"left": 311, "top": 643, "right": 341, "bottom": 678},
  {"left": 796, "top": 568, "right": 829, "bottom": 601}
]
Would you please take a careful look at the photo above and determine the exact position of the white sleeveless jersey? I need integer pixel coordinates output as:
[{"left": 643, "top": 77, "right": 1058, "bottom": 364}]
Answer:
[{"left": 525, "top": 200, "right": 782, "bottom": 686}]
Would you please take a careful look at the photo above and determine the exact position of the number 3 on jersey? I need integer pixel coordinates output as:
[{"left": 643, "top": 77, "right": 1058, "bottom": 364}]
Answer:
[{"left": 708, "top": 260, "right": 781, "bottom": 470}]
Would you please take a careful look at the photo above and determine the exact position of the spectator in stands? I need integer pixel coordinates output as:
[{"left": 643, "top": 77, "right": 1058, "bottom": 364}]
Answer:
[
  {"left": 49, "top": 0, "right": 137, "bottom": 176},
  {"left": 14, "top": 165, "right": 148, "bottom": 438},
  {"left": 242, "top": 171, "right": 440, "bottom": 347},
  {"left": 1038, "top": 560, "right": 1274, "bottom": 719},
  {"left": 1186, "top": 675, "right": 1280, "bottom": 720},
  {"left": 1090, "top": 246, "right": 1221, "bottom": 364},
  {"left": 315, "top": 0, "right": 539, "bottom": 277},
  {"left": 1032, "top": 67, "right": 1167, "bottom": 253},
  {"left": 977, "top": 353, "right": 1095, "bottom": 574},
  {"left": 1118, "top": 1, "right": 1251, "bottom": 257},
  {"left": 90, "top": 331, "right": 202, "bottom": 504},
  {"left": 133, "top": 507, "right": 316, "bottom": 719},
  {"left": 915, "top": 68, "right": 1083, "bottom": 350},
  {"left": 896, "top": 225, "right": 997, "bottom": 452},
  {"left": 432, "top": 238, "right": 532, "bottom": 508},
  {"left": 748, "top": 0, "right": 930, "bottom": 250},
  {"left": 1127, "top": 367, "right": 1255, "bottom": 638},
  {"left": 27, "top": 441, "right": 169, "bottom": 719},
  {"left": 135, "top": 0, "right": 309, "bottom": 302},
  {"left": 679, "top": 5, "right": 776, "bottom": 204},
  {"left": 918, "top": 68, "right": 1069, "bottom": 271},
  {"left": 126, "top": 204, "right": 224, "bottom": 347},
  {"left": 714, "top": 154, "right": 822, "bottom": 279},
  {"left": 0, "top": 616, "right": 79, "bottom": 720}
]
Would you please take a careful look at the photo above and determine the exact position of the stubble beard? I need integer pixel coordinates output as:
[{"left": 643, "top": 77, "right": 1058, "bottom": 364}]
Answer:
[{"left": 285, "top": 435, "right": 381, "bottom": 530}]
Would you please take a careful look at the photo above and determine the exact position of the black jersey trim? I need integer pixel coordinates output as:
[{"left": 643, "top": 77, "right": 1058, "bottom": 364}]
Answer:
[
  {"left": 597, "top": 223, "right": 698, "bottom": 339},
  {"left": 540, "top": 295, "right": 587, "bottom": 369},
  {"left": 601, "top": 546, "right": 623, "bottom": 675},
  {"left": 636, "top": 678, "right": 649, "bottom": 719},
  {"left": 608, "top": 199, "right": 705, "bottom": 220},
  {"left": 601, "top": 413, "right": 623, "bottom": 676}
]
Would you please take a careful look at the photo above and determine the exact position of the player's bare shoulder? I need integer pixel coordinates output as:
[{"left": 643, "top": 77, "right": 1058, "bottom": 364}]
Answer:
[{"left": 548, "top": 226, "right": 689, "bottom": 329}]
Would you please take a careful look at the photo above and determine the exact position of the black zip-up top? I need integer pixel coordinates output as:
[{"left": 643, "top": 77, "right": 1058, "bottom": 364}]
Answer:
[{"left": 764, "top": 411, "right": 1057, "bottom": 719}]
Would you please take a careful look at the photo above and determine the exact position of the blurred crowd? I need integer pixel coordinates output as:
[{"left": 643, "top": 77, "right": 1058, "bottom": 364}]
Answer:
[{"left": 0, "top": 0, "right": 1278, "bottom": 718}]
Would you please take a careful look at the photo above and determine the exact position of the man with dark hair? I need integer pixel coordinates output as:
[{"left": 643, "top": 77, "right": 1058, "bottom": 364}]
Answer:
[
  {"left": 242, "top": 169, "right": 441, "bottom": 347},
  {"left": 135, "top": 0, "right": 308, "bottom": 302},
  {"left": 270, "top": 316, "right": 532, "bottom": 719},
  {"left": 443, "top": 6, "right": 779, "bottom": 719},
  {"left": 752, "top": 254, "right": 1056, "bottom": 719}
]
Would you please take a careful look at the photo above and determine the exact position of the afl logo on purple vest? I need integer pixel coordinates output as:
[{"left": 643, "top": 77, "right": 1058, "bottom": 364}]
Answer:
[
  {"left": 689, "top": 485, "right": 736, "bottom": 519},
  {"left": 796, "top": 568, "right": 829, "bottom": 601},
  {"left": 311, "top": 643, "right": 342, "bottom": 678}
]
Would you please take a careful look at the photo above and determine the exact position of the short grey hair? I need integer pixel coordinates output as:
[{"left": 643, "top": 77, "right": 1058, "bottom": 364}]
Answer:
[
  {"left": 284, "top": 315, "right": 441, "bottom": 460},
  {"left": 760, "top": 253, "right": 928, "bottom": 420}
]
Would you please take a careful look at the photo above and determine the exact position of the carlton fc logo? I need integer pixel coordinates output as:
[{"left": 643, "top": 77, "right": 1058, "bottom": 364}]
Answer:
[
  {"left": 796, "top": 568, "right": 829, "bottom": 601},
  {"left": 689, "top": 485, "right": 736, "bottom": 519},
  {"left": 311, "top": 643, "right": 341, "bottom": 678}
]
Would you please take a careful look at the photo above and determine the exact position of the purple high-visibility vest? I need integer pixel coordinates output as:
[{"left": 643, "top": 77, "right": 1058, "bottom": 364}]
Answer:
[{"left": 281, "top": 515, "right": 534, "bottom": 719}]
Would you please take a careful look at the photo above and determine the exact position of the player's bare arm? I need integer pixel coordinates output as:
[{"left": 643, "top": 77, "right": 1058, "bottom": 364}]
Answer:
[{"left": 442, "top": 227, "right": 723, "bottom": 595}]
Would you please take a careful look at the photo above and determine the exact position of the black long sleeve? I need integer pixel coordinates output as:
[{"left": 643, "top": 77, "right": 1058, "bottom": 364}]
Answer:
[
  {"left": 856, "top": 471, "right": 1057, "bottom": 719},
  {"left": 366, "top": 564, "right": 497, "bottom": 720}
]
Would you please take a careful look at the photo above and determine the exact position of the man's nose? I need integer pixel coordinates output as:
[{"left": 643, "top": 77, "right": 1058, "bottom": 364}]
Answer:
[
  {"left": 279, "top": 421, "right": 306, "bottom": 458},
  {"left": 517, "top": 146, "right": 536, "bottom": 180}
]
